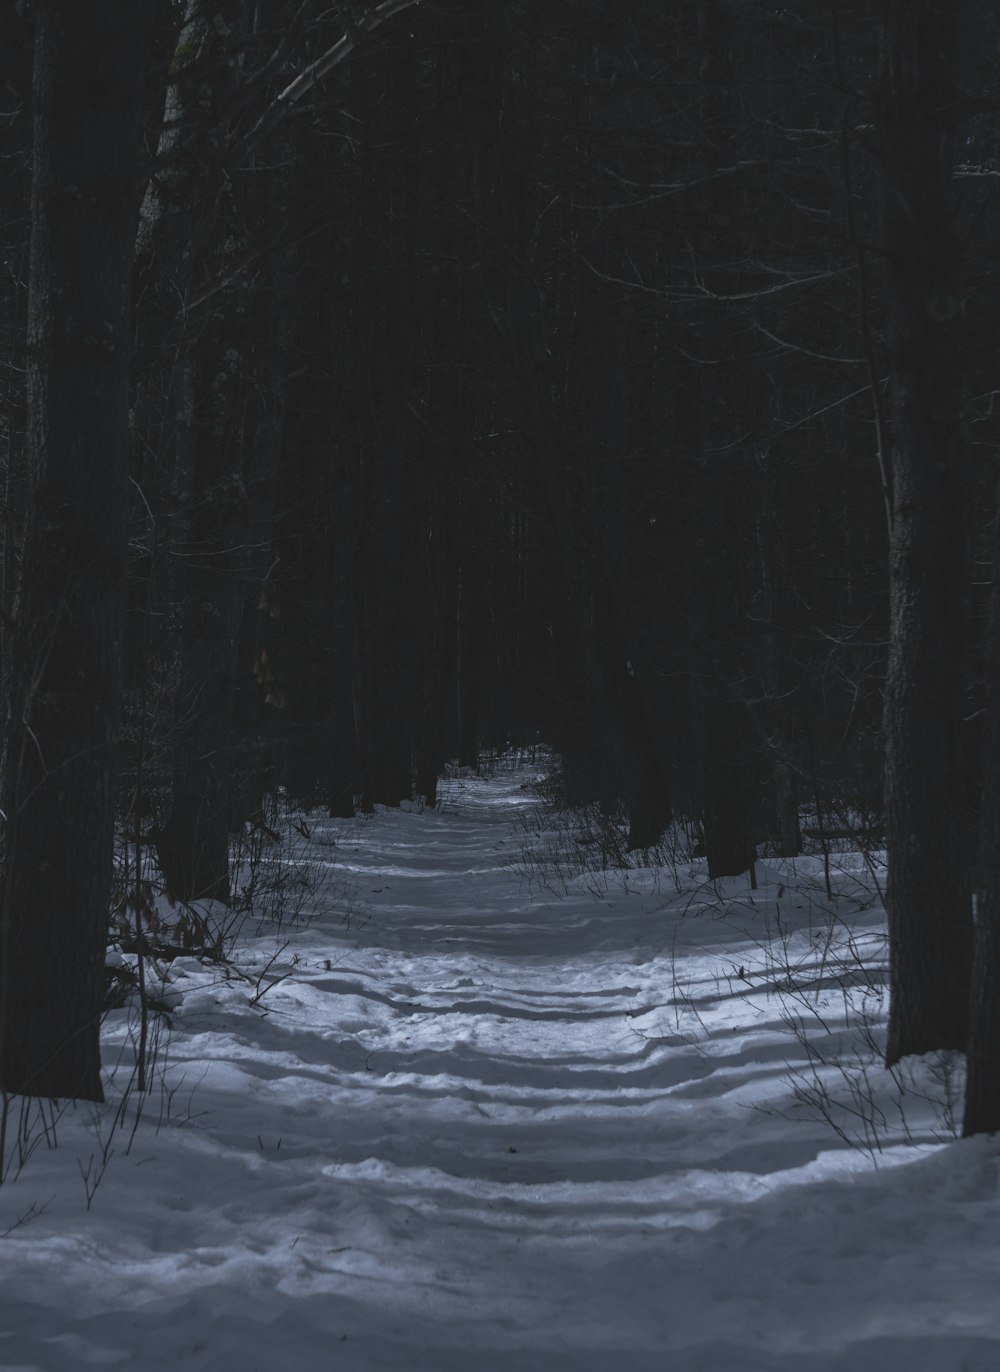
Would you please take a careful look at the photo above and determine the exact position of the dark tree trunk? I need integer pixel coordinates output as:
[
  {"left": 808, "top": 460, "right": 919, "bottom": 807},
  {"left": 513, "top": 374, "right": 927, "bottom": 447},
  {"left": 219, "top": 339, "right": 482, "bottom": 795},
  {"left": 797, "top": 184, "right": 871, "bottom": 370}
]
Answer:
[
  {"left": 964, "top": 477, "right": 1000, "bottom": 1134},
  {"left": 0, "top": 1, "right": 147, "bottom": 1099},
  {"left": 413, "top": 477, "right": 455, "bottom": 808},
  {"left": 880, "top": 1, "right": 973, "bottom": 1064},
  {"left": 152, "top": 4, "right": 305, "bottom": 898},
  {"left": 155, "top": 322, "right": 247, "bottom": 904},
  {"left": 276, "top": 99, "right": 356, "bottom": 819},
  {"left": 682, "top": 2, "right": 755, "bottom": 882},
  {"left": 155, "top": 575, "right": 242, "bottom": 903},
  {"left": 699, "top": 683, "right": 754, "bottom": 881},
  {"left": 328, "top": 452, "right": 358, "bottom": 817},
  {"left": 773, "top": 755, "right": 802, "bottom": 860},
  {"left": 134, "top": 0, "right": 248, "bottom": 902},
  {"left": 231, "top": 118, "right": 298, "bottom": 826},
  {"left": 0, "top": 30, "right": 30, "bottom": 730},
  {"left": 350, "top": 42, "right": 420, "bottom": 809},
  {"left": 457, "top": 544, "right": 482, "bottom": 771}
]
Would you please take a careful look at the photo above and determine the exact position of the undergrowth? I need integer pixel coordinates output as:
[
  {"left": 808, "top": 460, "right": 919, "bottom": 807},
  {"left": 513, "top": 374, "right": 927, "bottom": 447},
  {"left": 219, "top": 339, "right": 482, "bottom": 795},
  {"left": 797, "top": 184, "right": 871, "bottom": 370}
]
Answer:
[
  {"left": 506, "top": 766, "right": 697, "bottom": 901},
  {"left": 511, "top": 759, "right": 955, "bottom": 1161},
  {"left": 2, "top": 796, "right": 363, "bottom": 1203}
]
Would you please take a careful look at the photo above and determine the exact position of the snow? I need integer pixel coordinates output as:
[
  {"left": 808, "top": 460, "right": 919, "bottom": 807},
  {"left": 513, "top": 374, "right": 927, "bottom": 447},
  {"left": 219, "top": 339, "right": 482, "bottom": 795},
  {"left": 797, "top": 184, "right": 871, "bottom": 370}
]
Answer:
[{"left": 2, "top": 760, "right": 999, "bottom": 1370}]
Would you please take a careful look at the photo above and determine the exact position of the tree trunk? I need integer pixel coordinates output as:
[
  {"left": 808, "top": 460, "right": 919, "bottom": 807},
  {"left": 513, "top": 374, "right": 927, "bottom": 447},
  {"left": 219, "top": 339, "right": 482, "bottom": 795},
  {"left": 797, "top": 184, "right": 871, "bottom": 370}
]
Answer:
[
  {"left": 155, "top": 574, "right": 242, "bottom": 903},
  {"left": 350, "top": 41, "right": 420, "bottom": 809},
  {"left": 0, "top": 2, "right": 147, "bottom": 1099},
  {"left": 773, "top": 755, "right": 802, "bottom": 860},
  {"left": 880, "top": 1, "right": 972, "bottom": 1064},
  {"left": 682, "top": 1, "right": 756, "bottom": 881},
  {"left": 133, "top": 0, "right": 248, "bottom": 902},
  {"left": 457, "top": 548, "right": 482, "bottom": 771},
  {"left": 964, "top": 476, "right": 1000, "bottom": 1134},
  {"left": 699, "top": 684, "right": 754, "bottom": 881}
]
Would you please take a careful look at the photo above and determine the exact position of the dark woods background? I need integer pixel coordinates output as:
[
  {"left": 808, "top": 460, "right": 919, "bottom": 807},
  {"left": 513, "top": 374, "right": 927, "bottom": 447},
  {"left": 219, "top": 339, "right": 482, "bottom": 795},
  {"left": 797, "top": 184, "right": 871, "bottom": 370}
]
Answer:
[{"left": 2, "top": 1, "right": 1000, "bottom": 1131}]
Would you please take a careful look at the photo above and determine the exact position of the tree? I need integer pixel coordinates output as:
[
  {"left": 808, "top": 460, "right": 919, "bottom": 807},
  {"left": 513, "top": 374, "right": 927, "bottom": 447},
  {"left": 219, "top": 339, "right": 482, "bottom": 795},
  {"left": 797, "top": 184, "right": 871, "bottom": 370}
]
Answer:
[
  {"left": 0, "top": 1, "right": 149, "bottom": 1099},
  {"left": 878, "top": 0, "right": 973, "bottom": 1064},
  {"left": 138, "top": 0, "right": 427, "bottom": 893},
  {"left": 964, "top": 474, "right": 1000, "bottom": 1133}
]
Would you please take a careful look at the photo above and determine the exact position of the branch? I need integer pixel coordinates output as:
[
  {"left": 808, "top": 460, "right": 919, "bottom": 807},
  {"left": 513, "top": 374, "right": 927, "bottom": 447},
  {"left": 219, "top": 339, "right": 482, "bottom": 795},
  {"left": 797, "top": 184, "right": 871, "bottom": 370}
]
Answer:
[
  {"left": 753, "top": 321, "right": 864, "bottom": 366},
  {"left": 598, "top": 159, "right": 767, "bottom": 210},
  {"left": 830, "top": 0, "right": 892, "bottom": 534},
  {"left": 227, "top": 0, "right": 326, "bottom": 118},
  {"left": 766, "top": 381, "right": 880, "bottom": 438},
  {"left": 232, "top": 0, "right": 424, "bottom": 162},
  {"left": 687, "top": 250, "right": 849, "bottom": 301}
]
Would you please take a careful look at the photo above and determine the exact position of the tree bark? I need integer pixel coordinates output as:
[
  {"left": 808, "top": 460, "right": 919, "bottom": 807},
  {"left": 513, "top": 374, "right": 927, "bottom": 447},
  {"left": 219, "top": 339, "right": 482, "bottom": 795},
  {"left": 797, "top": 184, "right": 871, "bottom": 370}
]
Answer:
[
  {"left": 0, "top": 1, "right": 147, "bottom": 1099},
  {"left": 880, "top": 1, "right": 972, "bottom": 1064},
  {"left": 457, "top": 541, "right": 482, "bottom": 771},
  {"left": 350, "top": 40, "right": 420, "bottom": 809},
  {"left": 964, "top": 476, "right": 1000, "bottom": 1134}
]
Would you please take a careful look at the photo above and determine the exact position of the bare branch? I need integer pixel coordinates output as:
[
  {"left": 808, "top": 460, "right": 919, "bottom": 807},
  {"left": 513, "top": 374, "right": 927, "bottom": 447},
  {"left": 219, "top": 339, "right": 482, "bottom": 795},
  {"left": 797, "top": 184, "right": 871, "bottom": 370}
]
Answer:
[
  {"left": 233, "top": 0, "right": 424, "bottom": 162},
  {"left": 227, "top": 0, "right": 327, "bottom": 119},
  {"left": 687, "top": 250, "right": 849, "bottom": 301},
  {"left": 754, "top": 321, "right": 865, "bottom": 366}
]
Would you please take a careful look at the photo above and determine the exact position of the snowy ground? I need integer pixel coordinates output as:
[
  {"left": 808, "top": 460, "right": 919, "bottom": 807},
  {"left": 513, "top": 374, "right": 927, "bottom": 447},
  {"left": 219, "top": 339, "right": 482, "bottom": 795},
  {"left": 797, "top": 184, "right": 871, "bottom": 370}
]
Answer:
[{"left": 2, "top": 761, "right": 999, "bottom": 1371}]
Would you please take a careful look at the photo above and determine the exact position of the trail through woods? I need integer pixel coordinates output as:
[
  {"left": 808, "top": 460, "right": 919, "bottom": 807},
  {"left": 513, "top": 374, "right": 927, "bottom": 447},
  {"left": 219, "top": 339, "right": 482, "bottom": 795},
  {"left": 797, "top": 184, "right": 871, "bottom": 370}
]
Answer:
[{"left": 1, "top": 763, "right": 1000, "bottom": 1370}]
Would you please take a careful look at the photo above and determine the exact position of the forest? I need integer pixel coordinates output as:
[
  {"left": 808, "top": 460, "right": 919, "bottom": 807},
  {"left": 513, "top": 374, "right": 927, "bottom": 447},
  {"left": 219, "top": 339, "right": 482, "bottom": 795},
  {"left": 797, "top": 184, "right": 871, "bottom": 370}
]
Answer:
[{"left": 1, "top": 0, "right": 1000, "bottom": 1162}]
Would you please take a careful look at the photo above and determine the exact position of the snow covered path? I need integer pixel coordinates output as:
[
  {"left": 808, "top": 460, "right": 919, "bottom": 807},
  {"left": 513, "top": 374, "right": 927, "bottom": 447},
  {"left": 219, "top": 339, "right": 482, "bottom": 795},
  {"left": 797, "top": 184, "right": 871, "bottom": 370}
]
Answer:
[{"left": 2, "top": 764, "right": 1000, "bottom": 1370}]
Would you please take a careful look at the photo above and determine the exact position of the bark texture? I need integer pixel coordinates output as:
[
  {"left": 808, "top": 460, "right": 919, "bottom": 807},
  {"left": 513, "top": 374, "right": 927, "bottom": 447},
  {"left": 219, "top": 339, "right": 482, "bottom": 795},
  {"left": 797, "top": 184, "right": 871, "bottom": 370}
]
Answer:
[
  {"left": 880, "top": 1, "right": 972, "bottom": 1064},
  {"left": 0, "top": 2, "right": 147, "bottom": 1099},
  {"left": 964, "top": 477, "right": 1000, "bottom": 1134}
]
